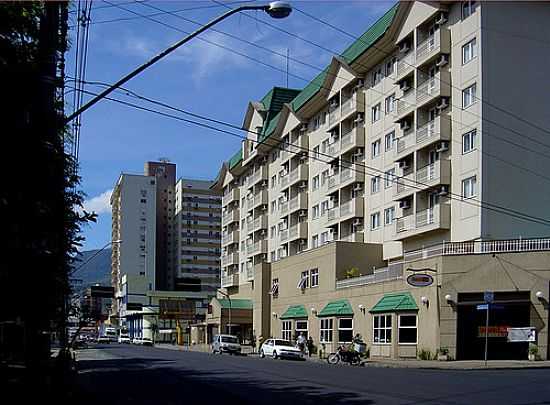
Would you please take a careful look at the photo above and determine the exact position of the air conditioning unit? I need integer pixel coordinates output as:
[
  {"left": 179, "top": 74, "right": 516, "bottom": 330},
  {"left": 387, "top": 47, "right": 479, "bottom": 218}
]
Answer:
[
  {"left": 437, "top": 97, "right": 449, "bottom": 110},
  {"left": 436, "top": 54, "right": 449, "bottom": 67},
  {"left": 299, "top": 152, "right": 308, "bottom": 161},
  {"left": 355, "top": 79, "right": 365, "bottom": 89},
  {"left": 299, "top": 123, "right": 308, "bottom": 132},
  {"left": 354, "top": 113, "right": 364, "bottom": 123},
  {"left": 353, "top": 147, "right": 364, "bottom": 158},
  {"left": 399, "top": 160, "right": 410, "bottom": 170},
  {"left": 399, "top": 41, "right": 410, "bottom": 53},
  {"left": 399, "top": 80, "right": 411, "bottom": 92},
  {"left": 299, "top": 239, "right": 307, "bottom": 245},
  {"left": 330, "top": 99, "right": 339, "bottom": 108},
  {"left": 353, "top": 183, "right": 363, "bottom": 192},
  {"left": 438, "top": 185, "right": 449, "bottom": 196},
  {"left": 400, "top": 120, "right": 411, "bottom": 131},
  {"left": 399, "top": 199, "right": 411, "bottom": 209},
  {"left": 352, "top": 218, "right": 363, "bottom": 226},
  {"left": 298, "top": 210, "right": 307, "bottom": 217},
  {"left": 260, "top": 229, "right": 267, "bottom": 236},
  {"left": 261, "top": 180, "right": 268, "bottom": 187},
  {"left": 298, "top": 181, "right": 307, "bottom": 189},
  {"left": 436, "top": 11, "right": 448, "bottom": 25},
  {"left": 436, "top": 141, "right": 449, "bottom": 152}
]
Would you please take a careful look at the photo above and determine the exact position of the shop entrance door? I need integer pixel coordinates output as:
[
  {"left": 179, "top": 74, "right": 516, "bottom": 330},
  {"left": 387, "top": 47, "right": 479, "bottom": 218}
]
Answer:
[{"left": 456, "top": 292, "right": 531, "bottom": 360}]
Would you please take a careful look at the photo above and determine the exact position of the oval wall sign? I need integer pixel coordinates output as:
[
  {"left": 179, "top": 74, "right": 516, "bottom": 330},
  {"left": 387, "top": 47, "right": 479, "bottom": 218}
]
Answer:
[{"left": 407, "top": 273, "right": 434, "bottom": 287}]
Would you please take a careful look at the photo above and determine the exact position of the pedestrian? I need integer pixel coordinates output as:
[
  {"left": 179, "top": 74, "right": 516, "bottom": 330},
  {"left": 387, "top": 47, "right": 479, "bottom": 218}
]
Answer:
[
  {"left": 307, "top": 336, "right": 314, "bottom": 357},
  {"left": 296, "top": 332, "right": 306, "bottom": 353}
]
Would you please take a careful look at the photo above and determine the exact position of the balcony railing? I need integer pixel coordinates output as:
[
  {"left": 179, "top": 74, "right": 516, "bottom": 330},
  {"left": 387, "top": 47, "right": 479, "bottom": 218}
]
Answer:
[
  {"left": 288, "top": 222, "right": 307, "bottom": 241},
  {"left": 222, "top": 210, "right": 239, "bottom": 225},
  {"left": 253, "top": 190, "right": 268, "bottom": 208},
  {"left": 340, "top": 164, "right": 364, "bottom": 185},
  {"left": 395, "top": 204, "right": 450, "bottom": 239},
  {"left": 279, "top": 174, "right": 289, "bottom": 188},
  {"left": 249, "top": 166, "right": 268, "bottom": 186},
  {"left": 339, "top": 198, "right": 363, "bottom": 218},
  {"left": 221, "top": 252, "right": 239, "bottom": 267},
  {"left": 222, "top": 230, "right": 239, "bottom": 246},
  {"left": 340, "top": 127, "right": 365, "bottom": 154},
  {"left": 329, "top": 107, "right": 340, "bottom": 126},
  {"left": 327, "top": 208, "right": 338, "bottom": 223},
  {"left": 341, "top": 93, "right": 362, "bottom": 116},
  {"left": 250, "top": 215, "right": 267, "bottom": 232},
  {"left": 289, "top": 193, "right": 307, "bottom": 212},
  {"left": 416, "top": 161, "right": 439, "bottom": 184},
  {"left": 221, "top": 272, "right": 239, "bottom": 288},
  {"left": 340, "top": 232, "right": 364, "bottom": 243},
  {"left": 289, "top": 164, "right": 308, "bottom": 185},
  {"left": 328, "top": 175, "right": 339, "bottom": 191},
  {"left": 247, "top": 239, "right": 268, "bottom": 255},
  {"left": 279, "top": 200, "right": 289, "bottom": 216},
  {"left": 396, "top": 133, "right": 415, "bottom": 155},
  {"left": 416, "top": 28, "right": 449, "bottom": 66},
  {"left": 396, "top": 90, "right": 416, "bottom": 118},
  {"left": 328, "top": 141, "right": 340, "bottom": 157},
  {"left": 396, "top": 51, "right": 415, "bottom": 79},
  {"left": 336, "top": 263, "right": 403, "bottom": 289},
  {"left": 416, "top": 77, "right": 439, "bottom": 105},
  {"left": 222, "top": 188, "right": 239, "bottom": 206},
  {"left": 416, "top": 118, "right": 438, "bottom": 145},
  {"left": 280, "top": 228, "right": 289, "bottom": 243}
]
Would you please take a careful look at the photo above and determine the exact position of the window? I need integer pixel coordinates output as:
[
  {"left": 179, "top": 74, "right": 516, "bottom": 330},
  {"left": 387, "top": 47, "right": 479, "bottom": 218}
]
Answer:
[
  {"left": 338, "top": 318, "right": 353, "bottom": 343},
  {"left": 300, "top": 270, "right": 309, "bottom": 288},
  {"left": 371, "top": 103, "right": 381, "bottom": 122},
  {"left": 321, "top": 170, "right": 329, "bottom": 185},
  {"left": 398, "top": 315, "right": 417, "bottom": 344},
  {"left": 313, "top": 145, "right": 320, "bottom": 159},
  {"left": 462, "top": 1, "right": 477, "bottom": 19},
  {"left": 384, "top": 131, "right": 396, "bottom": 151},
  {"left": 372, "top": 66, "right": 383, "bottom": 86},
  {"left": 271, "top": 278, "right": 279, "bottom": 297},
  {"left": 385, "top": 94, "right": 396, "bottom": 113},
  {"left": 310, "top": 268, "right": 319, "bottom": 287},
  {"left": 271, "top": 175, "right": 277, "bottom": 188},
  {"left": 371, "top": 176, "right": 381, "bottom": 194},
  {"left": 295, "top": 320, "right": 308, "bottom": 339},
  {"left": 384, "top": 207, "right": 395, "bottom": 225},
  {"left": 312, "top": 175, "right": 320, "bottom": 190},
  {"left": 385, "top": 168, "right": 396, "bottom": 188},
  {"left": 271, "top": 200, "right": 277, "bottom": 213},
  {"left": 385, "top": 56, "right": 397, "bottom": 76},
  {"left": 312, "top": 205, "right": 320, "bottom": 219},
  {"left": 462, "top": 83, "right": 477, "bottom": 108},
  {"left": 320, "top": 318, "right": 333, "bottom": 342},
  {"left": 462, "top": 38, "right": 477, "bottom": 64},
  {"left": 462, "top": 176, "right": 477, "bottom": 199},
  {"left": 462, "top": 129, "right": 477, "bottom": 153},
  {"left": 320, "top": 231, "right": 329, "bottom": 244},
  {"left": 312, "top": 235, "right": 319, "bottom": 248},
  {"left": 371, "top": 139, "right": 381, "bottom": 158},
  {"left": 282, "top": 320, "right": 292, "bottom": 341},
  {"left": 373, "top": 314, "right": 392, "bottom": 344},
  {"left": 321, "top": 200, "right": 329, "bottom": 215},
  {"left": 321, "top": 139, "right": 329, "bottom": 154},
  {"left": 371, "top": 212, "right": 381, "bottom": 230},
  {"left": 270, "top": 225, "right": 276, "bottom": 238}
]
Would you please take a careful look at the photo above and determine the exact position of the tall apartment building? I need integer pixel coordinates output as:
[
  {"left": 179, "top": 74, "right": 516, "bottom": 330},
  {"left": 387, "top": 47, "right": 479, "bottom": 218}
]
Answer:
[
  {"left": 208, "top": 1, "right": 550, "bottom": 357},
  {"left": 174, "top": 178, "right": 222, "bottom": 320}
]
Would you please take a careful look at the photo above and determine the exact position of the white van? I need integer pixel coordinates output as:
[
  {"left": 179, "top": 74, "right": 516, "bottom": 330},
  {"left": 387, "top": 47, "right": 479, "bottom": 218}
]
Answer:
[{"left": 211, "top": 335, "right": 241, "bottom": 355}]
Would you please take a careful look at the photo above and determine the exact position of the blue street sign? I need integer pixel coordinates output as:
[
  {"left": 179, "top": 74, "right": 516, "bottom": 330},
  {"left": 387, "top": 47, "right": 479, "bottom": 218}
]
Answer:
[
  {"left": 477, "top": 304, "right": 488, "bottom": 310},
  {"left": 484, "top": 291, "right": 494, "bottom": 303},
  {"left": 491, "top": 304, "right": 505, "bottom": 310}
]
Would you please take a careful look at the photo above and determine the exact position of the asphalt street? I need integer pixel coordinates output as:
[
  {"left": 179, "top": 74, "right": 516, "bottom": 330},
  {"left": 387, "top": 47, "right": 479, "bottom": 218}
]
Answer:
[{"left": 75, "top": 344, "right": 550, "bottom": 405}]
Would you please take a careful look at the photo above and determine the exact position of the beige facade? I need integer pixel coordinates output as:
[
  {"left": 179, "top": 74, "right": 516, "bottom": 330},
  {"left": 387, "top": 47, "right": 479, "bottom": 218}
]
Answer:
[{"left": 211, "top": 1, "right": 550, "bottom": 359}]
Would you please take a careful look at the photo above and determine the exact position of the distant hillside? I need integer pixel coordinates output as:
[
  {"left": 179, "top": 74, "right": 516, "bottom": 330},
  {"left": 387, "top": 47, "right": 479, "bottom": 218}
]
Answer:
[{"left": 73, "top": 248, "right": 112, "bottom": 291}]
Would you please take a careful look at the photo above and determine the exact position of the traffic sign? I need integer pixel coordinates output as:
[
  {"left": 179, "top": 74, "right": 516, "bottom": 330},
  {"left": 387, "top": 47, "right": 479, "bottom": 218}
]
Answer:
[
  {"left": 484, "top": 291, "right": 494, "bottom": 303},
  {"left": 477, "top": 304, "right": 488, "bottom": 310}
]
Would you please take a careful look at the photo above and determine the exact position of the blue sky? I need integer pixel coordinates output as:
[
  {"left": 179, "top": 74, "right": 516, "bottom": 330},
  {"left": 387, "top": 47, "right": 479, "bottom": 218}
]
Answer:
[{"left": 70, "top": 0, "right": 396, "bottom": 251}]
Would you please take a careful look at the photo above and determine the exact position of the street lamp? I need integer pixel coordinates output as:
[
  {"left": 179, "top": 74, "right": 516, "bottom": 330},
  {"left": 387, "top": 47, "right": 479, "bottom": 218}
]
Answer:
[
  {"left": 217, "top": 289, "right": 232, "bottom": 336},
  {"left": 65, "top": 1, "right": 292, "bottom": 123}
]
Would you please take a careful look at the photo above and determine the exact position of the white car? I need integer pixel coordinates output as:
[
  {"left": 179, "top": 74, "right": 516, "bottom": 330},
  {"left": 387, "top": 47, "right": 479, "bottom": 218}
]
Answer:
[
  {"left": 132, "top": 337, "right": 153, "bottom": 346},
  {"left": 118, "top": 335, "right": 131, "bottom": 344},
  {"left": 211, "top": 334, "right": 241, "bottom": 355},
  {"left": 260, "top": 339, "right": 304, "bottom": 360}
]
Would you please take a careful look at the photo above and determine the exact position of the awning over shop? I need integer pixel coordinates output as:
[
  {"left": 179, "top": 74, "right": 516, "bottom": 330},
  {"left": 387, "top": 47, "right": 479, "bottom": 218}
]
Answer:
[
  {"left": 370, "top": 292, "right": 418, "bottom": 313},
  {"left": 280, "top": 305, "right": 308, "bottom": 320},
  {"left": 216, "top": 298, "right": 253, "bottom": 309},
  {"left": 318, "top": 299, "right": 354, "bottom": 317}
]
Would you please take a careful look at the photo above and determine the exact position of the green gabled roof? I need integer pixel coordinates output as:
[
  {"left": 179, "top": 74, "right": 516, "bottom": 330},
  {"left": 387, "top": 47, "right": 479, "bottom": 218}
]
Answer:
[
  {"left": 291, "top": 3, "right": 399, "bottom": 113},
  {"left": 260, "top": 87, "right": 301, "bottom": 141},
  {"left": 370, "top": 292, "right": 418, "bottom": 313},
  {"left": 216, "top": 298, "right": 253, "bottom": 310},
  {"left": 228, "top": 147, "right": 242, "bottom": 170},
  {"left": 318, "top": 299, "right": 354, "bottom": 317},
  {"left": 280, "top": 305, "right": 308, "bottom": 320}
]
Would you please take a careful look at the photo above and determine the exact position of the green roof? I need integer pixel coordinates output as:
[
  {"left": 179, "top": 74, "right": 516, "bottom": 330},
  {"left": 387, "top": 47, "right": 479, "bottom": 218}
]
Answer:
[
  {"left": 290, "top": 3, "right": 399, "bottom": 113},
  {"left": 318, "top": 299, "right": 354, "bottom": 317},
  {"left": 260, "top": 87, "right": 301, "bottom": 141},
  {"left": 370, "top": 293, "right": 418, "bottom": 313},
  {"left": 217, "top": 298, "right": 253, "bottom": 310},
  {"left": 280, "top": 305, "right": 308, "bottom": 320},
  {"left": 228, "top": 148, "right": 242, "bottom": 170}
]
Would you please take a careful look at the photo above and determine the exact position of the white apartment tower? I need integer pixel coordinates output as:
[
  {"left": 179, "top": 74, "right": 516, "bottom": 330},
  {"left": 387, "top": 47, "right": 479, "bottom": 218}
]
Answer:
[{"left": 214, "top": 1, "right": 550, "bottom": 299}]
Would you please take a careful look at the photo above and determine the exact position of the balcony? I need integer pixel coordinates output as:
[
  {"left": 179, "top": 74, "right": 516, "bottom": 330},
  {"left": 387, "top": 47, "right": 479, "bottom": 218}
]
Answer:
[
  {"left": 395, "top": 90, "right": 415, "bottom": 120},
  {"left": 326, "top": 207, "right": 339, "bottom": 227},
  {"left": 252, "top": 189, "right": 268, "bottom": 208},
  {"left": 279, "top": 173, "right": 290, "bottom": 189},
  {"left": 279, "top": 200, "right": 289, "bottom": 216},
  {"left": 415, "top": 71, "right": 451, "bottom": 108},
  {"left": 280, "top": 147, "right": 289, "bottom": 162},
  {"left": 327, "top": 141, "right": 340, "bottom": 159},
  {"left": 248, "top": 165, "right": 268, "bottom": 187},
  {"left": 394, "top": 204, "right": 451, "bottom": 240},
  {"left": 328, "top": 107, "right": 340, "bottom": 126},
  {"left": 222, "top": 230, "right": 239, "bottom": 246},
  {"left": 393, "top": 173, "right": 414, "bottom": 199},
  {"left": 222, "top": 210, "right": 239, "bottom": 225},
  {"left": 395, "top": 132, "right": 415, "bottom": 159},
  {"left": 288, "top": 222, "right": 308, "bottom": 241},
  {"left": 339, "top": 197, "right": 364, "bottom": 221},
  {"left": 340, "top": 231, "right": 364, "bottom": 243},
  {"left": 221, "top": 272, "right": 239, "bottom": 288},
  {"left": 416, "top": 115, "right": 450, "bottom": 149},
  {"left": 339, "top": 164, "right": 365, "bottom": 188},
  {"left": 279, "top": 228, "right": 290, "bottom": 243},
  {"left": 247, "top": 215, "right": 268, "bottom": 233},
  {"left": 289, "top": 193, "right": 308, "bottom": 213},
  {"left": 288, "top": 164, "right": 308, "bottom": 187},
  {"left": 327, "top": 174, "right": 339, "bottom": 192},
  {"left": 247, "top": 239, "right": 268, "bottom": 256},
  {"left": 341, "top": 92, "right": 364, "bottom": 118},
  {"left": 415, "top": 160, "right": 450, "bottom": 189},
  {"left": 340, "top": 127, "right": 365, "bottom": 155},
  {"left": 222, "top": 188, "right": 239, "bottom": 206},
  {"left": 221, "top": 252, "right": 239, "bottom": 267},
  {"left": 415, "top": 28, "right": 450, "bottom": 67},
  {"left": 395, "top": 50, "right": 415, "bottom": 81},
  {"left": 289, "top": 134, "right": 308, "bottom": 153}
]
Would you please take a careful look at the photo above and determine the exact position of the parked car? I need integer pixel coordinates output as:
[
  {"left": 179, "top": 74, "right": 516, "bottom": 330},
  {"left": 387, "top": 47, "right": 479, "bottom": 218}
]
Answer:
[
  {"left": 133, "top": 337, "right": 154, "bottom": 346},
  {"left": 211, "top": 334, "right": 241, "bottom": 355},
  {"left": 118, "top": 334, "right": 131, "bottom": 344},
  {"left": 260, "top": 339, "right": 304, "bottom": 360},
  {"left": 97, "top": 336, "right": 111, "bottom": 344}
]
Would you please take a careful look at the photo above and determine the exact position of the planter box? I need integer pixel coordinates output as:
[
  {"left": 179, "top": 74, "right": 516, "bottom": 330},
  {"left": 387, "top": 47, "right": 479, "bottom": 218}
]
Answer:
[
  {"left": 528, "top": 353, "right": 536, "bottom": 361},
  {"left": 437, "top": 354, "right": 448, "bottom": 361}
]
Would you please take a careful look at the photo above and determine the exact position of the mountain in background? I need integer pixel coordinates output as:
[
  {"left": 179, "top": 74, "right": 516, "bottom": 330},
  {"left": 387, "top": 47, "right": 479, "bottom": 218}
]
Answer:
[{"left": 73, "top": 248, "right": 112, "bottom": 291}]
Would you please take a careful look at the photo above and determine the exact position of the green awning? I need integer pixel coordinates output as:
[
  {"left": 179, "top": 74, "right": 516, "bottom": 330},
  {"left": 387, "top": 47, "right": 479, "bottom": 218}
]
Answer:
[
  {"left": 318, "top": 299, "right": 354, "bottom": 317},
  {"left": 370, "top": 293, "right": 418, "bottom": 313},
  {"left": 216, "top": 298, "right": 253, "bottom": 310},
  {"left": 280, "top": 305, "right": 308, "bottom": 320}
]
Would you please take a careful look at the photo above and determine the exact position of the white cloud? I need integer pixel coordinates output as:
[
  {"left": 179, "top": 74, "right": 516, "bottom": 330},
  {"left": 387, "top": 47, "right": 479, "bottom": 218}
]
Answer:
[{"left": 82, "top": 189, "right": 113, "bottom": 215}]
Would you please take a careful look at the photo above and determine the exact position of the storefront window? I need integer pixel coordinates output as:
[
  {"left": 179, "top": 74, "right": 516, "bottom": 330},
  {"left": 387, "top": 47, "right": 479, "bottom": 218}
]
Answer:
[
  {"left": 295, "top": 320, "right": 308, "bottom": 339},
  {"left": 282, "top": 320, "right": 292, "bottom": 341},
  {"left": 398, "top": 314, "right": 417, "bottom": 344},
  {"left": 373, "top": 314, "right": 392, "bottom": 344},
  {"left": 320, "top": 318, "right": 333, "bottom": 342},
  {"left": 338, "top": 318, "right": 353, "bottom": 343}
]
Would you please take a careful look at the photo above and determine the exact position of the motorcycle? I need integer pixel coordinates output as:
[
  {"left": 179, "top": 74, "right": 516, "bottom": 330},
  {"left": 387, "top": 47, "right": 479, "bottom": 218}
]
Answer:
[{"left": 327, "top": 344, "right": 362, "bottom": 366}]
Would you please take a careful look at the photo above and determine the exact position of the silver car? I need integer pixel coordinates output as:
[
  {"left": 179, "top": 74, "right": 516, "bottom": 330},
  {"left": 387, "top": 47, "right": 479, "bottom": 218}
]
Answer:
[{"left": 212, "top": 334, "right": 241, "bottom": 355}]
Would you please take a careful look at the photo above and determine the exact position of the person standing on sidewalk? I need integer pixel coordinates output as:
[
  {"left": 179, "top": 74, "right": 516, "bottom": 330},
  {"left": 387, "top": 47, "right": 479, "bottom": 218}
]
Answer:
[{"left": 306, "top": 336, "right": 314, "bottom": 358}]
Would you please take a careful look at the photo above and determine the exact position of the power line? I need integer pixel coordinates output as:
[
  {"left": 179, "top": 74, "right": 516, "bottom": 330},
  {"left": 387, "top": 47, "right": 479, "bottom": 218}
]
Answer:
[
  {"left": 67, "top": 84, "right": 550, "bottom": 228},
  {"left": 293, "top": 6, "right": 550, "bottom": 149}
]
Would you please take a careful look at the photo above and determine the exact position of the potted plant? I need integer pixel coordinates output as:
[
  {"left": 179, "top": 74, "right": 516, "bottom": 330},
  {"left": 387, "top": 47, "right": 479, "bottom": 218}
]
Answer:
[
  {"left": 528, "top": 343, "right": 538, "bottom": 361},
  {"left": 437, "top": 347, "right": 449, "bottom": 361}
]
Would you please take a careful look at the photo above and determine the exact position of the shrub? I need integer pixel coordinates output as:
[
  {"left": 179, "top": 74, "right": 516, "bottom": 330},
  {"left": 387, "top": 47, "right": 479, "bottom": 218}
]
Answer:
[
  {"left": 529, "top": 343, "right": 538, "bottom": 356},
  {"left": 345, "top": 267, "right": 360, "bottom": 279},
  {"left": 418, "top": 349, "right": 433, "bottom": 360},
  {"left": 438, "top": 347, "right": 449, "bottom": 356}
]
